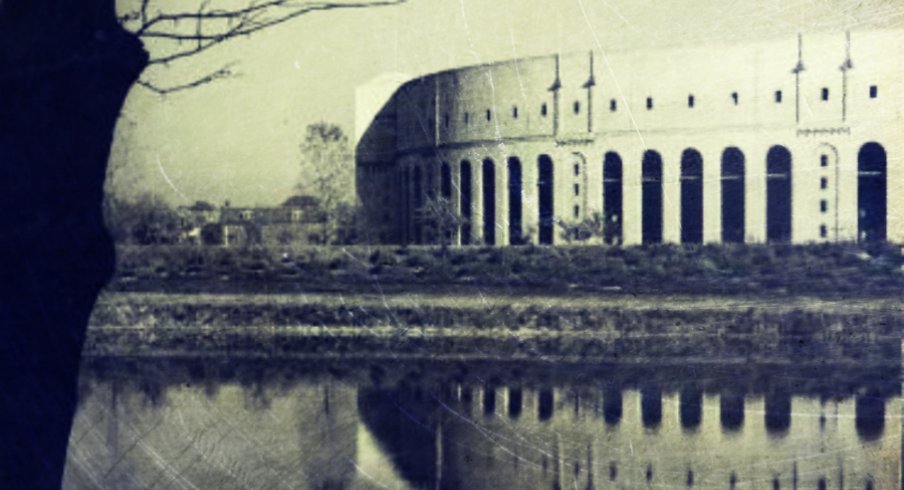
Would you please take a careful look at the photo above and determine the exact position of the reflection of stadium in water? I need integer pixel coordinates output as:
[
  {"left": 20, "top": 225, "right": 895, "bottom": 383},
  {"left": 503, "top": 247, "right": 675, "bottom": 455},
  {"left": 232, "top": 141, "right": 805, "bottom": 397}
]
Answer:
[
  {"left": 363, "top": 383, "right": 898, "bottom": 489},
  {"left": 64, "top": 354, "right": 901, "bottom": 489}
]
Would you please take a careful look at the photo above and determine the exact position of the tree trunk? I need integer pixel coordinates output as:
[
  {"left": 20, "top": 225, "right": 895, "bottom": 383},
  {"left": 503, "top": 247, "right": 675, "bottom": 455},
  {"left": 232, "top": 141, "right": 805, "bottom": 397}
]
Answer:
[{"left": 0, "top": 1, "right": 147, "bottom": 487}]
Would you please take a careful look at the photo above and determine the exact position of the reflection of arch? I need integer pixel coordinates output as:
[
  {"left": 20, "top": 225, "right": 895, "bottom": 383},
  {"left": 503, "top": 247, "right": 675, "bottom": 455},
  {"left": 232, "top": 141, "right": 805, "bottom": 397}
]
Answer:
[
  {"left": 679, "top": 385, "right": 702, "bottom": 430},
  {"left": 641, "top": 385, "right": 662, "bottom": 429},
  {"left": 460, "top": 160, "right": 472, "bottom": 245},
  {"left": 680, "top": 149, "right": 704, "bottom": 244},
  {"left": 538, "top": 155, "right": 554, "bottom": 245},
  {"left": 642, "top": 151, "right": 663, "bottom": 244},
  {"left": 508, "top": 386, "right": 522, "bottom": 419},
  {"left": 858, "top": 142, "right": 887, "bottom": 242},
  {"left": 482, "top": 158, "right": 496, "bottom": 245},
  {"left": 603, "top": 384, "right": 622, "bottom": 425},
  {"left": 721, "top": 148, "right": 745, "bottom": 243},
  {"left": 538, "top": 388, "right": 554, "bottom": 421},
  {"left": 720, "top": 392, "right": 744, "bottom": 431},
  {"left": 764, "top": 390, "right": 791, "bottom": 435},
  {"left": 766, "top": 146, "right": 792, "bottom": 243},
  {"left": 855, "top": 391, "right": 885, "bottom": 441},
  {"left": 603, "top": 152, "right": 623, "bottom": 245},
  {"left": 508, "top": 157, "right": 523, "bottom": 244}
]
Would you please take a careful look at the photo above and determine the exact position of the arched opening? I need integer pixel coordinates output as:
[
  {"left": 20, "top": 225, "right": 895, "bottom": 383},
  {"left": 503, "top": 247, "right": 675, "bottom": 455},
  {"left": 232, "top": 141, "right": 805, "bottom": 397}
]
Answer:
[
  {"left": 766, "top": 146, "right": 792, "bottom": 243},
  {"left": 508, "top": 157, "right": 523, "bottom": 244},
  {"left": 460, "top": 161, "right": 472, "bottom": 245},
  {"left": 482, "top": 158, "right": 496, "bottom": 245},
  {"left": 440, "top": 162, "right": 452, "bottom": 200},
  {"left": 855, "top": 391, "right": 885, "bottom": 441},
  {"left": 425, "top": 163, "right": 436, "bottom": 244},
  {"left": 401, "top": 167, "right": 410, "bottom": 244},
  {"left": 441, "top": 162, "right": 453, "bottom": 243},
  {"left": 538, "top": 155, "right": 554, "bottom": 245},
  {"left": 413, "top": 165, "right": 423, "bottom": 244},
  {"left": 858, "top": 142, "right": 887, "bottom": 242},
  {"left": 603, "top": 152, "right": 623, "bottom": 245},
  {"left": 680, "top": 149, "right": 704, "bottom": 244},
  {"left": 642, "top": 151, "right": 663, "bottom": 244},
  {"left": 721, "top": 148, "right": 746, "bottom": 243}
]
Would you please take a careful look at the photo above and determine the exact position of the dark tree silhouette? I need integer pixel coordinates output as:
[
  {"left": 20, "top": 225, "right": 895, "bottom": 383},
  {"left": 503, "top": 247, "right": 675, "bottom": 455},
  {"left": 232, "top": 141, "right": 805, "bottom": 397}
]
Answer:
[{"left": 0, "top": 0, "right": 403, "bottom": 487}]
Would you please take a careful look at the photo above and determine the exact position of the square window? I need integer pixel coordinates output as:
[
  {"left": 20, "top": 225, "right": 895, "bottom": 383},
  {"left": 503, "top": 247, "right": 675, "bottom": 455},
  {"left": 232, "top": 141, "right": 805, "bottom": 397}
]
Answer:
[
  {"left": 610, "top": 99, "right": 617, "bottom": 112},
  {"left": 512, "top": 106, "right": 518, "bottom": 119},
  {"left": 646, "top": 97, "right": 653, "bottom": 110},
  {"left": 869, "top": 85, "right": 878, "bottom": 98},
  {"left": 688, "top": 95, "right": 695, "bottom": 108},
  {"left": 820, "top": 155, "right": 828, "bottom": 167},
  {"left": 573, "top": 101, "right": 581, "bottom": 114},
  {"left": 486, "top": 109, "right": 492, "bottom": 121},
  {"left": 820, "top": 200, "right": 828, "bottom": 213},
  {"left": 821, "top": 88, "right": 829, "bottom": 101},
  {"left": 573, "top": 205, "right": 580, "bottom": 218},
  {"left": 574, "top": 184, "right": 580, "bottom": 196},
  {"left": 731, "top": 92, "right": 739, "bottom": 105},
  {"left": 573, "top": 163, "right": 580, "bottom": 176},
  {"left": 464, "top": 112, "right": 470, "bottom": 124},
  {"left": 443, "top": 114, "right": 450, "bottom": 128},
  {"left": 775, "top": 90, "right": 782, "bottom": 103},
  {"left": 820, "top": 225, "right": 827, "bottom": 238},
  {"left": 541, "top": 103, "right": 548, "bottom": 117},
  {"left": 820, "top": 177, "right": 828, "bottom": 189}
]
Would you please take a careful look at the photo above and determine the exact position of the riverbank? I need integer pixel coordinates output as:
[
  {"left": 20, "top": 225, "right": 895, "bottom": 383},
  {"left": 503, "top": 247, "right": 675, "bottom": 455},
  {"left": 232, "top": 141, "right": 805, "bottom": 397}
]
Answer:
[
  {"left": 86, "top": 290, "right": 903, "bottom": 359},
  {"left": 110, "top": 242, "right": 904, "bottom": 296}
]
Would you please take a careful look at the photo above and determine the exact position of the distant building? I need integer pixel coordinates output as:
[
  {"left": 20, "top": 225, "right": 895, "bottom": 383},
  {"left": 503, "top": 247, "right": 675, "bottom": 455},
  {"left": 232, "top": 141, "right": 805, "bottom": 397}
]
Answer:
[
  {"left": 217, "top": 198, "right": 326, "bottom": 247},
  {"left": 175, "top": 201, "right": 220, "bottom": 244},
  {"left": 357, "top": 30, "right": 903, "bottom": 246}
]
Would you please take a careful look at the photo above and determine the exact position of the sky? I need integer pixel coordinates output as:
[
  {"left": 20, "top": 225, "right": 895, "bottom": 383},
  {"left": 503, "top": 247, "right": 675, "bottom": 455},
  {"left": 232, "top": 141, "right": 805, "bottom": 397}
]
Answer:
[{"left": 109, "top": 0, "right": 904, "bottom": 207}]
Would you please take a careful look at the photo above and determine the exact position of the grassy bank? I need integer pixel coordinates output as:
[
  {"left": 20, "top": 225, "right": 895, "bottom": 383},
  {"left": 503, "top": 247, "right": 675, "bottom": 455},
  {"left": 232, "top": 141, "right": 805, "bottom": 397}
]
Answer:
[{"left": 110, "top": 242, "right": 904, "bottom": 296}]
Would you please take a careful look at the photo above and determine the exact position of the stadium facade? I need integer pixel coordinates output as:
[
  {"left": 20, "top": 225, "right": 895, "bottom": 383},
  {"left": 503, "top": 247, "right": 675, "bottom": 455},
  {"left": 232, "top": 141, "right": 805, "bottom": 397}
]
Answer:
[{"left": 355, "top": 30, "right": 902, "bottom": 246}]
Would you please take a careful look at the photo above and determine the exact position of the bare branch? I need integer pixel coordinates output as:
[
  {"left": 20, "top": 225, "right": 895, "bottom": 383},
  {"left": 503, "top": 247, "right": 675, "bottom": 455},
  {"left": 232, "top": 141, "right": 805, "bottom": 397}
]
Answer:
[{"left": 135, "top": 63, "right": 238, "bottom": 95}]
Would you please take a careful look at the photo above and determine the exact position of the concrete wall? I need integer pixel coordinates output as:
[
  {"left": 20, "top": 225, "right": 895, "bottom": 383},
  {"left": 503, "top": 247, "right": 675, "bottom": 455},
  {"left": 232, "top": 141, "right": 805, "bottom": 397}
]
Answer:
[{"left": 356, "top": 29, "right": 904, "bottom": 245}]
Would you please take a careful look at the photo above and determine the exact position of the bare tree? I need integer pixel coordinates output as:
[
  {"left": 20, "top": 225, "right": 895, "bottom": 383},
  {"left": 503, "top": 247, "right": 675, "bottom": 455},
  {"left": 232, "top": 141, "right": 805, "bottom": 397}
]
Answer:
[
  {"left": 118, "top": 0, "right": 405, "bottom": 94},
  {"left": 0, "top": 1, "right": 405, "bottom": 487}
]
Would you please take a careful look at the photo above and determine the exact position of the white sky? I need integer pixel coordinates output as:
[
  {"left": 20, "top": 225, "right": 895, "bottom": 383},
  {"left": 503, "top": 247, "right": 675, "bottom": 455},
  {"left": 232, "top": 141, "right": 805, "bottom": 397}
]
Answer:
[{"left": 109, "top": 0, "right": 904, "bottom": 206}]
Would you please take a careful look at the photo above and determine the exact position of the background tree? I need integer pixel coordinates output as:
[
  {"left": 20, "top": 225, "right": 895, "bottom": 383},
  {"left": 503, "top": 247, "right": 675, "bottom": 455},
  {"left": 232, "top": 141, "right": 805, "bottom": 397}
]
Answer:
[
  {"left": 297, "top": 122, "right": 356, "bottom": 244},
  {"left": 105, "top": 192, "right": 182, "bottom": 244},
  {"left": 421, "top": 196, "right": 466, "bottom": 255},
  {"left": 0, "top": 1, "right": 404, "bottom": 487},
  {"left": 558, "top": 212, "right": 606, "bottom": 244}
]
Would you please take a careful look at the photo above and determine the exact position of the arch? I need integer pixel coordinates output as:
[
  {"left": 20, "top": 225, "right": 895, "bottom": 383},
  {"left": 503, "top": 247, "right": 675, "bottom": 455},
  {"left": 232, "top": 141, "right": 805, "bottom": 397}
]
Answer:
[
  {"left": 440, "top": 162, "right": 453, "bottom": 243},
  {"left": 721, "top": 148, "right": 746, "bottom": 243},
  {"left": 413, "top": 165, "right": 423, "bottom": 244},
  {"left": 483, "top": 383, "right": 496, "bottom": 416},
  {"left": 766, "top": 146, "right": 792, "bottom": 243},
  {"left": 858, "top": 142, "right": 887, "bottom": 242},
  {"left": 603, "top": 152, "right": 623, "bottom": 245},
  {"left": 508, "top": 157, "right": 523, "bottom": 244},
  {"left": 642, "top": 150, "right": 663, "bottom": 244},
  {"left": 680, "top": 149, "right": 704, "bottom": 244},
  {"left": 440, "top": 162, "right": 452, "bottom": 201},
  {"left": 460, "top": 160, "right": 472, "bottom": 245},
  {"left": 538, "top": 155, "right": 555, "bottom": 245},
  {"left": 482, "top": 158, "right": 496, "bottom": 245},
  {"left": 401, "top": 167, "right": 410, "bottom": 244},
  {"left": 425, "top": 162, "right": 436, "bottom": 243},
  {"left": 855, "top": 391, "right": 885, "bottom": 441}
]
